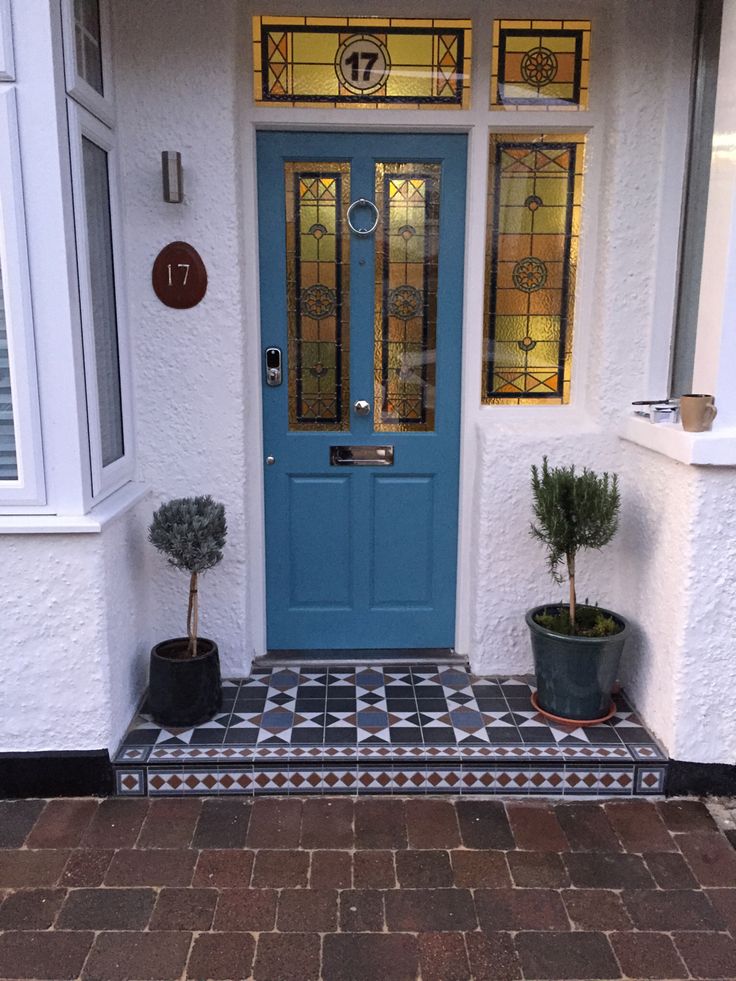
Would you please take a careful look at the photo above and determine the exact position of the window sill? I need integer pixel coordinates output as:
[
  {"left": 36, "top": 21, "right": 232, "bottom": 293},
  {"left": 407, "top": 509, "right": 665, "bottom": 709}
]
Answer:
[
  {"left": 0, "top": 481, "right": 150, "bottom": 534},
  {"left": 620, "top": 416, "right": 736, "bottom": 466}
]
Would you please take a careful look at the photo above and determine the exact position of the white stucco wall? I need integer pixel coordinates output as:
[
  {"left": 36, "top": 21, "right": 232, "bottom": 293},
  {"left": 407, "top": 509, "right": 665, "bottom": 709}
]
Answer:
[
  {"left": 6, "top": 0, "right": 732, "bottom": 765},
  {"left": 0, "top": 505, "right": 146, "bottom": 753},
  {"left": 113, "top": 0, "right": 251, "bottom": 678}
]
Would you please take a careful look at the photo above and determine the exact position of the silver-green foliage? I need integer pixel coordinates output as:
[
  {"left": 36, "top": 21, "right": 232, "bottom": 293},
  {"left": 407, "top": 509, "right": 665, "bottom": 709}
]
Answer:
[{"left": 148, "top": 496, "right": 227, "bottom": 574}]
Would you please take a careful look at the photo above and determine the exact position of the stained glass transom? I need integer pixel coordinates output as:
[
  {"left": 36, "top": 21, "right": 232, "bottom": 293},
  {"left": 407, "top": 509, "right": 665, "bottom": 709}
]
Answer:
[
  {"left": 286, "top": 163, "right": 350, "bottom": 430},
  {"left": 253, "top": 17, "right": 471, "bottom": 109},
  {"left": 374, "top": 164, "right": 440, "bottom": 431},
  {"left": 483, "top": 134, "right": 586, "bottom": 405},
  {"left": 491, "top": 20, "right": 590, "bottom": 110}
]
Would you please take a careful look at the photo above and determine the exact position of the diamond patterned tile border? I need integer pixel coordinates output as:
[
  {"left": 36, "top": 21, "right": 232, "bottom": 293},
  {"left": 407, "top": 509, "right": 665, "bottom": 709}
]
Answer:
[{"left": 114, "top": 666, "right": 668, "bottom": 797}]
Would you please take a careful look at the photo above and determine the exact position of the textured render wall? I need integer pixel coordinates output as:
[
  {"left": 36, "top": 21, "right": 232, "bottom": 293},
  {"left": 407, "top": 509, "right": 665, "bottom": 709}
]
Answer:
[
  {"left": 1, "top": 533, "right": 110, "bottom": 752},
  {"left": 112, "top": 0, "right": 251, "bottom": 677},
  {"left": 106, "top": 0, "right": 732, "bottom": 765}
]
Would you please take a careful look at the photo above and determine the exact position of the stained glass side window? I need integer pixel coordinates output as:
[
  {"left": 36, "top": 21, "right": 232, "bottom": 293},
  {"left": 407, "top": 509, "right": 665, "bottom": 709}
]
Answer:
[
  {"left": 285, "top": 163, "right": 350, "bottom": 431},
  {"left": 253, "top": 17, "right": 471, "bottom": 109},
  {"left": 491, "top": 20, "right": 590, "bottom": 110},
  {"left": 483, "top": 133, "right": 586, "bottom": 405},
  {"left": 374, "top": 164, "right": 440, "bottom": 432}
]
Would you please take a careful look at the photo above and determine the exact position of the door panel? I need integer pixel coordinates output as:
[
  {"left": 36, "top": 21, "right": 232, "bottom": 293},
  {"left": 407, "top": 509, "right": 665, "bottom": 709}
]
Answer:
[
  {"left": 258, "top": 132, "right": 467, "bottom": 649},
  {"left": 371, "top": 476, "right": 434, "bottom": 608},
  {"left": 288, "top": 477, "right": 352, "bottom": 608}
]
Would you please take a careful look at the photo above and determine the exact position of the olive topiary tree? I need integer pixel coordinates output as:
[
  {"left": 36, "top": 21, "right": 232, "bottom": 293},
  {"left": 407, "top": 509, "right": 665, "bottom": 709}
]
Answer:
[
  {"left": 148, "top": 496, "right": 227, "bottom": 657},
  {"left": 530, "top": 457, "right": 620, "bottom": 634}
]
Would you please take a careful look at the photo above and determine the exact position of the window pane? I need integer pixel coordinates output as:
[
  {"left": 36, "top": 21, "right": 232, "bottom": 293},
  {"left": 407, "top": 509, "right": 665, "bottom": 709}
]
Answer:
[
  {"left": 374, "top": 163, "right": 440, "bottom": 432},
  {"left": 82, "top": 136, "right": 123, "bottom": 466},
  {"left": 483, "top": 133, "right": 586, "bottom": 405},
  {"left": 74, "top": 0, "right": 103, "bottom": 95},
  {"left": 285, "top": 162, "right": 350, "bottom": 431},
  {"left": 253, "top": 17, "right": 472, "bottom": 109},
  {"left": 0, "top": 263, "right": 17, "bottom": 480}
]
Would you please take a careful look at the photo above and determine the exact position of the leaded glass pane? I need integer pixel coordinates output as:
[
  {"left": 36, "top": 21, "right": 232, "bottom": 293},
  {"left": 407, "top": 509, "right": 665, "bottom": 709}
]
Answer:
[
  {"left": 374, "top": 164, "right": 440, "bottom": 432},
  {"left": 0, "top": 263, "right": 17, "bottom": 480},
  {"left": 82, "top": 137, "right": 124, "bottom": 465},
  {"left": 253, "top": 17, "right": 471, "bottom": 109},
  {"left": 286, "top": 163, "right": 350, "bottom": 431},
  {"left": 491, "top": 20, "right": 590, "bottom": 110},
  {"left": 483, "top": 133, "right": 585, "bottom": 405},
  {"left": 74, "top": 0, "right": 104, "bottom": 95}
]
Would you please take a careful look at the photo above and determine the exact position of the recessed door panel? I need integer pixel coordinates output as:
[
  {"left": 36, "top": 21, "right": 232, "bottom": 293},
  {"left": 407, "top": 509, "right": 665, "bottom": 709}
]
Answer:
[
  {"left": 258, "top": 132, "right": 466, "bottom": 649},
  {"left": 371, "top": 476, "right": 434, "bottom": 608},
  {"left": 288, "top": 476, "right": 352, "bottom": 608}
]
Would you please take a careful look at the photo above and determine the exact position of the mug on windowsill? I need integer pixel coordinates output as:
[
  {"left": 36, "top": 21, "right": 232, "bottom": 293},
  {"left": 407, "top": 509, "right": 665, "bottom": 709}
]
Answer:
[{"left": 679, "top": 394, "right": 717, "bottom": 432}]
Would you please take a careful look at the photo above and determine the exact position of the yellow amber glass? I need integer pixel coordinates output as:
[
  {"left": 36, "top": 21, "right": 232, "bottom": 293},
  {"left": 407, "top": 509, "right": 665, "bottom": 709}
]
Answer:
[
  {"left": 253, "top": 17, "right": 471, "bottom": 108},
  {"left": 491, "top": 19, "right": 591, "bottom": 110},
  {"left": 483, "top": 133, "right": 586, "bottom": 406},
  {"left": 374, "top": 164, "right": 440, "bottom": 432},
  {"left": 285, "top": 163, "right": 351, "bottom": 431}
]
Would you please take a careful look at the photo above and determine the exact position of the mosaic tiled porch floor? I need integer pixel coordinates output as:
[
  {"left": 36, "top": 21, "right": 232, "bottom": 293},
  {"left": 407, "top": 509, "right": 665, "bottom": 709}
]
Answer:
[{"left": 114, "top": 666, "right": 668, "bottom": 797}]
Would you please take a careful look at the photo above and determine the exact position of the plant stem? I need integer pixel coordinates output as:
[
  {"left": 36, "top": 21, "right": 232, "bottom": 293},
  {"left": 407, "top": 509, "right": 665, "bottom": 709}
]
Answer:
[
  {"left": 188, "top": 571, "right": 199, "bottom": 657},
  {"left": 568, "top": 552, "right": 576, "bottom": 634}
]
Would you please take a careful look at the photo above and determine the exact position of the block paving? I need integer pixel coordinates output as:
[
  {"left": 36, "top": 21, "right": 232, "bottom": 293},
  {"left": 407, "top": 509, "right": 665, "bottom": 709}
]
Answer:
[{"left": 0, "top": 796, "right": 734, "bottom": 978}]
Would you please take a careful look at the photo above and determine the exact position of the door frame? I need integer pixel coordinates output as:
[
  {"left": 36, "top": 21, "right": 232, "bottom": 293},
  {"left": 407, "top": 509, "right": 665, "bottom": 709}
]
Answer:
[
  {"left": 243, "top": 118, "right": 477, "bottom": 661},
  {"left": 256, "top": 131, "right": 467, "bottom": 650},
  {"left": 234, "top": 0, "right": 602, "bottom": 666}
]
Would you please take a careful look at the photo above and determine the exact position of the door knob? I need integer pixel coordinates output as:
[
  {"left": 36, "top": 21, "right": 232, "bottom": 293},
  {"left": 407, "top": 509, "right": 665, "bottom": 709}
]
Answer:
[{"left": 354, "top": 400, "right": 371, "bottom": 416}]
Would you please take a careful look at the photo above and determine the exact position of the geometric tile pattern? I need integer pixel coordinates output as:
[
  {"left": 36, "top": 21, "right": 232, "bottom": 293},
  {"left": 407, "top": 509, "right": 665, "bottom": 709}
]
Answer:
[{"left": 114, "top": 666, "right": 668, "bottom": 797}]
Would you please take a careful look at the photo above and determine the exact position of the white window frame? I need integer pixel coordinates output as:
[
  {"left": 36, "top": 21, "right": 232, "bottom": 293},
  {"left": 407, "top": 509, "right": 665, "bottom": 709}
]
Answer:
[
  {"left": 0, "top": 0, "right": 14, "bottom": 81},
  {"left": 61, "top": 0, "right": 115, "bottom": 126},
  {"left": 0, "top": 89, "right": 45, "bottom": 505},
  {"left": 67, "top": 101, "right": 134, "bottom": 501}
]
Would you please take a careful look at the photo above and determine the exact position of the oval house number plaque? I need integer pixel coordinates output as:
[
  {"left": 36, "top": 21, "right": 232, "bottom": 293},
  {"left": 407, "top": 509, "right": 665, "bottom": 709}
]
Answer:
[{"left": 152, "top": 241, "right": 207, "bottom": 309}]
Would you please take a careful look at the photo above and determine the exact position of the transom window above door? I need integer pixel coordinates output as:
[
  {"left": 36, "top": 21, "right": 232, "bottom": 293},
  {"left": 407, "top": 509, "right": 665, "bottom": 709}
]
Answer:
[{"left": 252, "top": 17, "right": 472, "bottom": 108}]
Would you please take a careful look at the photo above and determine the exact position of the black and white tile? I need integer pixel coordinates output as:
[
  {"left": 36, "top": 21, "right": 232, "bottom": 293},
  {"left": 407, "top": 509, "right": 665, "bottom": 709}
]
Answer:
[{"left": 114, "top": 666, "right": 668, "bottom": 797}]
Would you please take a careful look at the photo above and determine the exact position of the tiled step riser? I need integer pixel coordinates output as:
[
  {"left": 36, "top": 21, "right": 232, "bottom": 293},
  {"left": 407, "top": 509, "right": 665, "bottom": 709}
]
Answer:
[
  {"left": 116, "top": 763, "right": 666, "bottom": 797},
  {"left": 114, "top": 666, "right": 668, "bottom": 798}
]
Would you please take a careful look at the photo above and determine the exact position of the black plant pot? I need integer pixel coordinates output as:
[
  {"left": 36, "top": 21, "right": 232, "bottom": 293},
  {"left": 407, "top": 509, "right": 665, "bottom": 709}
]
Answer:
[
  {"left": 148, "top": 638, "right": 222, "bottom": 728},
  {"left": 526, "top": 605, "right": 628, "bottom": 723}
]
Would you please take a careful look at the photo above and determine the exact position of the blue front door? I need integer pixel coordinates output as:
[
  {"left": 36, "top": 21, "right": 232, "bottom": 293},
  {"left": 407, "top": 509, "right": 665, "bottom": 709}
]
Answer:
[{"left": 258, "top": 132, "right": 466, "bottom": 649}]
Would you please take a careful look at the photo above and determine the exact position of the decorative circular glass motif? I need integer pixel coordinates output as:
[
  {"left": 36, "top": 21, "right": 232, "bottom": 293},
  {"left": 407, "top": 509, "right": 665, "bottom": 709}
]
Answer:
[
  {"left": 512, "top": 257, "right": 548, "bottom": 293},
  {"left": 335, "top": 34, "right": 391, "bottom": 95},
  {"left": 388, "top": 284, "right": 423, "bottom": 320},
  {"left": 300, "top": 283, "right": 337, "bottom": 320},
  {"left": 521, "top": 46, "right": 559, "bottom": 87}
]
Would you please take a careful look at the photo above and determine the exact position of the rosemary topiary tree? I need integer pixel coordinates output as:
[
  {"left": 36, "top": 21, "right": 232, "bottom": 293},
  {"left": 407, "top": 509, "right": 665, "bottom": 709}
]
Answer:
[
  {"left": 530, "top": 457, "right": 620, "bottom": 634},
  {"left": 148, "top": 496, "right": 227, "bottom": 657}
]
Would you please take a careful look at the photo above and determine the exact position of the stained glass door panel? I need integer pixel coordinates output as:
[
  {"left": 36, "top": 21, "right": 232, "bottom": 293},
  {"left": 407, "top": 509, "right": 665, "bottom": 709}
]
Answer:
[{"left": 258, "top": 133, "right": 467, "bottom": 650}]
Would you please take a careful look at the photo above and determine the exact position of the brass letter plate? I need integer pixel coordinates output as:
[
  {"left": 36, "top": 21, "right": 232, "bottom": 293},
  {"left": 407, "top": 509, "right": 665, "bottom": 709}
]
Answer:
[{"left": 330, "top": 445, "right": 394, "bottom": 466}]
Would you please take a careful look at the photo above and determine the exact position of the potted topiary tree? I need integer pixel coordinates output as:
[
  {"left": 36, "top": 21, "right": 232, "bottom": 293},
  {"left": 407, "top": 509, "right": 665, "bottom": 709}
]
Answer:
[
  {"left": 526, "top": 457, "right": 628, "bottom": 724},
  {"left": 147, "top": 495, "right": 227, "bottom": 727}
]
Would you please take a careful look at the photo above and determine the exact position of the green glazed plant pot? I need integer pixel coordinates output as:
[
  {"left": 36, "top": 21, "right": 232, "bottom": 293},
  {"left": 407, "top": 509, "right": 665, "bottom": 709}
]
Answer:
[
  {"left": 148, "top": 637, "right": 222, "bottom": 728},
  {"left": 526, "top": 605, "right": 628, "bottom": 723}
]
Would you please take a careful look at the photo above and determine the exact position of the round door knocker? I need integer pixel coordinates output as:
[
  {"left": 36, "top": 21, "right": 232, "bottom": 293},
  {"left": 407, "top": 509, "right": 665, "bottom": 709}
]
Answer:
[{"left": 346, "top": 198, "right": 380, "bottom": 236}]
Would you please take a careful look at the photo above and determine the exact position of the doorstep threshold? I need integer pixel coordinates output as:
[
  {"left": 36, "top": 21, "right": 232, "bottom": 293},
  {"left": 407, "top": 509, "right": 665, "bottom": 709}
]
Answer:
[{"left": 253, "top": 648, "right": 467, "bottom": 668}]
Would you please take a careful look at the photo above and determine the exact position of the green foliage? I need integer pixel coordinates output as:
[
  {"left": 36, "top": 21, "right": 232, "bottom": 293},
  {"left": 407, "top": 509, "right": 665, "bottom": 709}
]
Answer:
[
  {"left": 148, "top": 496, "right": 227, "bottom": 575},
  {"left": 530, "top": 457, "right": 620, "bottom": 583},
  {"left": 534, "top": 606, "right": 621, "bottom": 638},
  {"left": 530, "top": 457, "right": 620, "bottom": 633}
]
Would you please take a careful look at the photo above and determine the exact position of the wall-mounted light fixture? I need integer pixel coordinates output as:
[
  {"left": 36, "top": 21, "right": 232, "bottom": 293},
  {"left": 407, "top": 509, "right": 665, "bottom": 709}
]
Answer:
[{"left": 161, "top": 151, "right": 183, "bottom": 203}]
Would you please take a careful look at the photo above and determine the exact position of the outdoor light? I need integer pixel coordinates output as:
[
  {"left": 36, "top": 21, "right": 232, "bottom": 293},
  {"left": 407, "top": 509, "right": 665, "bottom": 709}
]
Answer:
[{"left": 161, "top": 150, "right": 183, "bottom": 203}]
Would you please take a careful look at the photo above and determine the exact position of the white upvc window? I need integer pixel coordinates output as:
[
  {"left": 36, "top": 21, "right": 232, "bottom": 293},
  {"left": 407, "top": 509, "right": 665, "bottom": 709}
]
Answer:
[
  {"left": 61, "top": 0, "right": 114, "bottom": 126},
  {"left": 67, "top": 102, "right": 134, "bottom": 500},
  {"left": 0, "top": 89, "right": 44, "bottom": 505}
]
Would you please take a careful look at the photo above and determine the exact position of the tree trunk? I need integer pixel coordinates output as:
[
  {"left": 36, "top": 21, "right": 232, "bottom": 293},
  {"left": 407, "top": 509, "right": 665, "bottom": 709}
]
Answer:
[
  {"left": 187, "top": 571, "right": 199, "bottom": 657},
  {"left": 567, "top": 552, "right": 576, "bottom": 634}
]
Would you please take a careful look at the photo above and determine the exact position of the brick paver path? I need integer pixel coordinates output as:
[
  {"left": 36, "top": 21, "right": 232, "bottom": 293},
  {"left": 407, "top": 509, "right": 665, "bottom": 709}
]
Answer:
[{"left": 0, "top": 797, "right": 735, "bottom": 979}]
